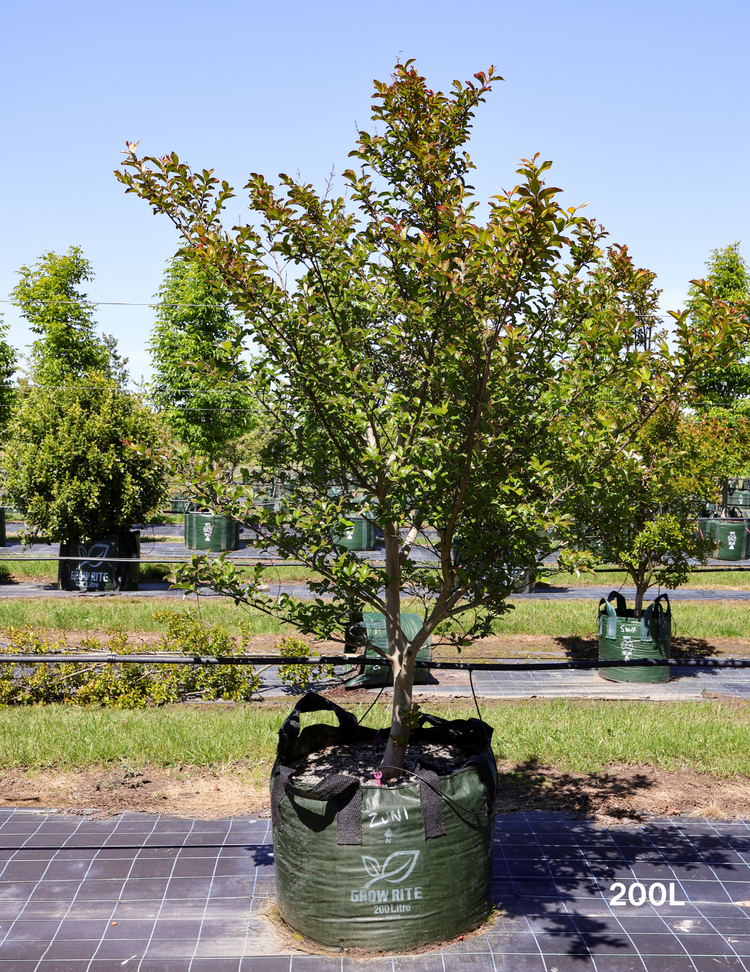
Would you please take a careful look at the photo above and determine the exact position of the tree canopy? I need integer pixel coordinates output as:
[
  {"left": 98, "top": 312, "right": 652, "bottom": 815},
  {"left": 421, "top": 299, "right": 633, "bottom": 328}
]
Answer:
[
  {"left": 117, "top": 61, "right": 750, "bottom": 770},
  {"left": 2, "top": 375, "right": 168, "bottom": 545},
  {"left": 149, "top": 258, "right": 259, "bottom": 467},
  {"left": 688, "top": 243, "right": 750, "bottom": 413},
  {"left": 4, "top": 248, "right": 166, "bottom": 544},
  {"left": 0, "top": 317, "right": 17, "bottom": 441},
  {"left": 11, "top": 247, "right": 123, "bottom": 386}
]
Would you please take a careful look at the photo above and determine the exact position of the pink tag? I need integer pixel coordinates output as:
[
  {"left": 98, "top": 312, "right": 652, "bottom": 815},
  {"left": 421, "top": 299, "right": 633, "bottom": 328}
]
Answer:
[{"left": 373, "top": 771, "right": 382, "bottom": 787}]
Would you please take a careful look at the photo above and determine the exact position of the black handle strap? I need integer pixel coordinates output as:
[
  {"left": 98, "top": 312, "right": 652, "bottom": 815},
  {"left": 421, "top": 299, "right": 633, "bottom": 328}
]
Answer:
[
  {"left": 415, "top": 768, "right": 445, "bottom": 839},
  {"left": 272, "top": 765, "right": 363, "bottom": 845},
  {"left": 277, "top": 691, "right": 358, "bottom": 760},
  {"left": 641, "top": 592, "right": 671, "bottom": 643},
  {"left": 607, "top": 591, "right": 627, "bottom": 617}
]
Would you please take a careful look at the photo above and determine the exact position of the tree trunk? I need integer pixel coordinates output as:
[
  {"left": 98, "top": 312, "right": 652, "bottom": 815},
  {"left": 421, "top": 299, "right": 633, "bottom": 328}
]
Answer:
[
  {"left": 380, "top": 521, "right": 410, "bottom": 778},
  {"left": 634, "top": 584, "right": 646, "bottom": 619}
]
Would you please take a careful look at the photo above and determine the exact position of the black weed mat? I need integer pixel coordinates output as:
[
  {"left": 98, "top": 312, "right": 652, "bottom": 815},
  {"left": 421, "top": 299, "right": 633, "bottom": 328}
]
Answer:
[{"left": 0, "top": 808, "right": 749, "bottom": 969}]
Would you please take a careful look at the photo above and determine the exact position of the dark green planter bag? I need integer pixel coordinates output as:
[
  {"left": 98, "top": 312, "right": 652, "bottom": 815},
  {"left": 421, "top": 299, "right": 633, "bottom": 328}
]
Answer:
[
  {"left": 271, "top": 693, "right": 496, "bottom": 950},
  {"left": 598, "top": 590, "right": 671, "bottom": 683},
  {"left": 343, "top": 612, "right": 432, "bottom": 689},
  {"left": 713, "top": 519, "right": 749, "bottom": 561},
  {"left": 58, "top": 531, "right": 140, "bottom": 592},
  {"left": 336, "top": 515, "right": 376, "bottom": 551},
  {"left": 184, "top": 513, "right": 240, "bottom": 552}
]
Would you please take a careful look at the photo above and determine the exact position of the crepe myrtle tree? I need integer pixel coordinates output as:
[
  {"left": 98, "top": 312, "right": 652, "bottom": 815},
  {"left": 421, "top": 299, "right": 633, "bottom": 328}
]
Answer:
[
  {"left": 554, "top": 247, "right": 749, "bottom": 616},
  {"left": 117, "top": 61, "right": 750, "bottom": 774},
  {"left": 559, "top": 409, "right": 725, "bottom": 617}
]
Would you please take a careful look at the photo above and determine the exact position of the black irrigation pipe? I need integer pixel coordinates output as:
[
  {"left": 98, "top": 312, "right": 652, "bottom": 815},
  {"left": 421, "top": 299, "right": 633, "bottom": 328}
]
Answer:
[
  {"left": 0, "top": 555, "right": 307, "bottom": 565},
  {"left": 0, "top": 653, "right": 748, "bottom": 671}
]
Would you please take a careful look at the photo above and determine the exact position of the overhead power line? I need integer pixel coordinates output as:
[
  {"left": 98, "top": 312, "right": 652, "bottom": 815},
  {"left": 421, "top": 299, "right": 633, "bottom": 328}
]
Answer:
[{"left": 0, "top": 299, "right": 231, "bottom": 309}]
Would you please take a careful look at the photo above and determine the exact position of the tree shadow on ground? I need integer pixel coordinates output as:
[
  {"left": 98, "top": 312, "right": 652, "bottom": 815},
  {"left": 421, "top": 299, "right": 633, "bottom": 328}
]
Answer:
[
  {"left": 495, "top": 759, "right": 655, "bottom": 821},
  {"left": 670, "top": 636, "right": 721, "bottom": 658},
  {"left": 552, "top": 635, "right": 721, "bottom": 661},
  {"left": 553, "top": 635, "right": 599, "bottom": 659},
  {"left": 490, "top": 803, "right": 750, "bottom": 962}
]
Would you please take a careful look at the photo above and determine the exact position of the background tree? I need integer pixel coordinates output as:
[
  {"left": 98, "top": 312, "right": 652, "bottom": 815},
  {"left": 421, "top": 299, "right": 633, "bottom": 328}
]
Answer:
[
  {"left": 118, "top": 62, "right": 750, "bottom": 773},
  {"left": 688, "top": 243, "right": 750, "bottom": 413},
  {"left": 561, "top": 411, "right": 720, "bottom": 616},
  {"left": 0, "top": 316, "right": 17, "bottom": 441},
  {"left": 685, "top": 243, "right": 750, "bottom": 508},
  {"left": 3, "top": 248, "right": 167, "bottom": 549},
  {"left": 556, "top": 245, "right": 739, "bottom": 615},
  {"left": 11, "top": 247, "right": 122, "bottom": 385},
  {"left": 2, "top": 374, "right": 168, "bottom": 545},
  {"left": 149, "top": 258, "right": 260, "bottom": 469}
]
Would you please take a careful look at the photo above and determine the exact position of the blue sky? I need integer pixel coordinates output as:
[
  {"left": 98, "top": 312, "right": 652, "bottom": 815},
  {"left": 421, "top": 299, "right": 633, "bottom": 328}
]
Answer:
[{"left": 2, "top": 0, "right": 748, "bottom": 382}]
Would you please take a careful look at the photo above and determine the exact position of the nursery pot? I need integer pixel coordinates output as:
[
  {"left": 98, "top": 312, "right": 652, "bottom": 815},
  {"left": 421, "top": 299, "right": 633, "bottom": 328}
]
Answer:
[
  {"left": 170, "top": 494, "right": 197, "bottom": 514},
  {"left": 598, "top": 590, "right": 671, "bottom": 683},
  {"left": 58, "top": 530, "right": 141, "bottom": 592},
  {"left": 271, "top": 693, "right": 496, "bottom": 951},
  {"left": 335, "top": 515, "right": 376, "bottom": 551},
  {"left": 184, "top": 512, "right": 240, "bottom": 552},
  {"left": 712, "top": 518, "right": 750, "bottom": 561},
  {"left": 343, "top": 612, "right": 432, "bottom": 689}
]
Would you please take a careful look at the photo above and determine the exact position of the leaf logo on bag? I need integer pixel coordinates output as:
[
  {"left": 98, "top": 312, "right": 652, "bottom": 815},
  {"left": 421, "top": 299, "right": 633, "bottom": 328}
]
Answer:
[
  {"left": 77, "top": 543, "right": 111, "bottom": 568},
  {"left": 620, "top": 636, "right": 634, "bottom": 661},
  {"left": 728, "top": 531, "right": 737, "bottom": 550},
  {"left": 203, "top": 523, "right": 214, "bottom": 541},
  {"left": 361, "top": 850, "right": 420, "bottom": 888}
]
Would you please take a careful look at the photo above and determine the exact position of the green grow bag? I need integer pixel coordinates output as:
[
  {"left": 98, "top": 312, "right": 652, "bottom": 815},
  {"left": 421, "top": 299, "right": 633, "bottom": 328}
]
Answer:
[
  {"left": 271, "top": 693, "right": 496, "bottom": 950},
  {"left": 697, "top": 517, "right": 712, "bottom": 542},
  {"left": 598, "top": 591, "right": 671, "bottom": 683},
  {"left": 344, "top": 612, "right": 432, "bottom": 689},
  {"left": 712, "top": 519, "right": 749, "bottom": 561},
  {"left": 337, "top": 515, "right": 376, "bottom": 551},
  {"left": 728, "top": 483, "right": 750, "bottom": 509},
  {"left": 184, "top": 513, "right": 240, "bottom": 552},
  {"left": 170, "top": 494, "right": 197, "bottom": 514},
  {"left": 58, "top": 531, "right": 140, "bottom": 592}
]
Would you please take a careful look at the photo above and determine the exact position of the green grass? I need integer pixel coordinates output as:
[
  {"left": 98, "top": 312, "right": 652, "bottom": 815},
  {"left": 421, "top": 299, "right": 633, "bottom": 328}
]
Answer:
[
  {"left": 495, "top": 598, "right": 750, "bottom": 641},
  {"left": 142, "top": 513, "right": 187, "bottom": 525},
  {"left": 0, "top": 560, "right": 57, "bottom": 582},
  {"left": 0, "top": 556, "right": 322, "bottom": 586},
  {"left": 0, "top": 561, "right": 173, "bottom": 584},
  {"left": 2, "top": 699, "right": 749, "bottom": 779},
  {"left": 0, "top": 595, "right": 746, "bottom": 643},
  {"left": 545, "top": 567, "right": 750, "bottom": 591},
  {"left": 0, "top": 597, "right": 285, "bottom": 635}
]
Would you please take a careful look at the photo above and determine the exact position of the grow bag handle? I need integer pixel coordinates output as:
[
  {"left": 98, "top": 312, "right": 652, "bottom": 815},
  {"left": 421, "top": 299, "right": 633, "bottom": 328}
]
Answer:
[
  {"left": 273, "top": 692, "right": 449, "bottom": 843},
  {"left": 641, "top": 593, "right": 671, "bottom": 643},
  {"left": 598, "top": 590, "right": 626, "bottom": 639},
  {"left": 272, "top": 765, "right": 363, "bottom": 845},
  {"left": 277, "top": 691, "right": 359, "bottom": 754},
  {"left": 272, "top": 763, "right": 448, "bottom": 843}
]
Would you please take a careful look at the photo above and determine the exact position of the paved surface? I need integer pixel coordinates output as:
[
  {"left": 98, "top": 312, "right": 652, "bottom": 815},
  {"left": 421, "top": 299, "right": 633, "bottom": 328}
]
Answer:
[
  {"left": 5, "top": 575, "right": 750, "bottom": 603},
  {"left": 1, "top": 808, "right": 750, "bottom": 970},
  {"left": 520, "top": 585, "right": 750, "bottom": 601},
  {"left": 252, "top": 664, "right": 750, "bottom": 703},
  {"left": 2, "top": 535, "right": 750, "bottom": 602}
]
